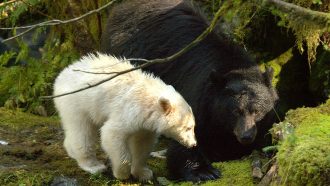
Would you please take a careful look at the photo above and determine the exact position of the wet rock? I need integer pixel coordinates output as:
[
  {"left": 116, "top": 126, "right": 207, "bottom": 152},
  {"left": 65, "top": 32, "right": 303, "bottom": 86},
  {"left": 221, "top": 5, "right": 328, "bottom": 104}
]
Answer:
[
  {"left": 150, "top": 149, "right": 167, "bottom": 159},
  {"left": 33, "top": 105, "right": 48, "bottom": 117},
  {"left": 157, "top": 177, "right": 172, "bottom": 186},
  {"left": 0, "top": 140, "right": 9, "bottom": 145},
  {"left": 50, "top": 176, "right": 78, "bottom": 186}
]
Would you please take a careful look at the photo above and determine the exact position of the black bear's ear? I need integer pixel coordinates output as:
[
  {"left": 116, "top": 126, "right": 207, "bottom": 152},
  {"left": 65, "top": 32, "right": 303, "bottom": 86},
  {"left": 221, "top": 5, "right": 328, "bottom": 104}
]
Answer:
[
  {"left": 263, "top": 66, "right": 274, "bottom": 87},
  {"left": 210, "top": 69, "right": 226, "bottom": 86}
]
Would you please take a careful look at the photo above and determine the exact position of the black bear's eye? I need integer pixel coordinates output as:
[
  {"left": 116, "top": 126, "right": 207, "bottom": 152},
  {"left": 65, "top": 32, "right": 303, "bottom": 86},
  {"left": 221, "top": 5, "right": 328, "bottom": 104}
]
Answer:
[
  {"left": 232, "top": 108, "right": 241, "bottom": 116},
  {"left": 251, "top": 109, "right": 259, "bottom": 115}
]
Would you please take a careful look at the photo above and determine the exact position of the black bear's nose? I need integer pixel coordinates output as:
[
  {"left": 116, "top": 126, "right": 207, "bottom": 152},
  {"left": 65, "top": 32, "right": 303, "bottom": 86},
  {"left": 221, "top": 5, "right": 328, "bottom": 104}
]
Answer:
[
  {"left": 239, "top": 131, "right": 255, "bottom": 144},
  {"left": 241, "top": 135, "right": 253, "bottom": 142}
]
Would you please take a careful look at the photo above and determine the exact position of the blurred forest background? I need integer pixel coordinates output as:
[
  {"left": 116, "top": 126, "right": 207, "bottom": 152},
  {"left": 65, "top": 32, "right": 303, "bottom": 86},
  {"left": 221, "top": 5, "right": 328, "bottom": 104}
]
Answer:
[
  {"left": 0, "top": 0, "right": 329, "bottom": 185},
  {"left": 0, "top": 0, "right": 329, "bottom": 114}
]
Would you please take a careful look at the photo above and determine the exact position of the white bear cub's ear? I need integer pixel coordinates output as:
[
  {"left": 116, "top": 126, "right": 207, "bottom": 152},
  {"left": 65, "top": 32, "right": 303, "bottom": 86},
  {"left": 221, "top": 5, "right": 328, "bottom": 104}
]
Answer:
[{"left": 159, "top": 97, "right": 172, "bottom": 115}]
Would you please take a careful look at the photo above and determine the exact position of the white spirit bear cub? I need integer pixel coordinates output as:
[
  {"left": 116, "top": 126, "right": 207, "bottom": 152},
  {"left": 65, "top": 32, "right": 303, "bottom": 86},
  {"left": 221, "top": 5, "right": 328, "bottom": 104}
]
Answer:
[{"left": 53, "top": 53, "right": 197, "bottom": 181}]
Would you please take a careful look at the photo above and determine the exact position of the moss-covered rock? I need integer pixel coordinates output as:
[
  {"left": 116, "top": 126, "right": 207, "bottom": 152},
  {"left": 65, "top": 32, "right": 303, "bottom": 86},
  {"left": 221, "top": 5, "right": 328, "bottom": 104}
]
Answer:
[{"left": 275, "top": 99, "right": 330, "bottom": 185}]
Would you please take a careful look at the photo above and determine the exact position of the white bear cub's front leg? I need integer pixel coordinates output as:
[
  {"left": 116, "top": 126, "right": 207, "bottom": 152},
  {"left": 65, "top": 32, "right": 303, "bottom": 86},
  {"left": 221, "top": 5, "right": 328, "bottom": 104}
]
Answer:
[
  {"left": 101, "top": 121, "right": 131, "bottom": 180},
  {"left": 128, "top": 131, "right": 157, "bottom": 181}
]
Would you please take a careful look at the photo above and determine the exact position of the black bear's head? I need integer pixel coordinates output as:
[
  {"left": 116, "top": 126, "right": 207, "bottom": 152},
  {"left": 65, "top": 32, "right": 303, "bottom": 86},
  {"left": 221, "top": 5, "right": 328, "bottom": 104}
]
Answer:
[{"left": 209, "top": 67, "right": 278, "bottom": 145}]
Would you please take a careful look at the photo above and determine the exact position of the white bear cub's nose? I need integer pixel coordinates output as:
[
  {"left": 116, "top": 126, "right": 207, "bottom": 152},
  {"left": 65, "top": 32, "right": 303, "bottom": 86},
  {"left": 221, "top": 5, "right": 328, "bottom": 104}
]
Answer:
[
  {"left": 189, "top": 139, "right": 197, "bottom": 148},
  {"left": 184, "top": 131, "right": 197, "bottom": 148}
]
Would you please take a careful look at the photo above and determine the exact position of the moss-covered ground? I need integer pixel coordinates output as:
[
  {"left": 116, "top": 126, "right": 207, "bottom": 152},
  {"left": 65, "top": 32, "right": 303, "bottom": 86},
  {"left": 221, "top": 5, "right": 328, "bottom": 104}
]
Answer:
[
  {"left": 275, "top": 99, "right": 330, "bottom": 185},
  {"left": 0, "top": 108, "right": 257, "bottom": 186}
]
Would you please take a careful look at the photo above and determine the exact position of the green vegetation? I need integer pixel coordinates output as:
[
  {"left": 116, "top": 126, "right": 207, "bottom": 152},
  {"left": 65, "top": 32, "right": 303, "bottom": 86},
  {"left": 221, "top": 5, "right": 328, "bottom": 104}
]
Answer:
[
  {"left": 0, "top": 0, "right": 107, "bottom": 112},
  {"left": 274, "top": 99, "right": 330, "bottom": 185},
  {"left": 1, "top": 0, "right": 330, "bottom": 113},
  {"left": 0, "top": 43, "right": 79, "bottom": 112}
]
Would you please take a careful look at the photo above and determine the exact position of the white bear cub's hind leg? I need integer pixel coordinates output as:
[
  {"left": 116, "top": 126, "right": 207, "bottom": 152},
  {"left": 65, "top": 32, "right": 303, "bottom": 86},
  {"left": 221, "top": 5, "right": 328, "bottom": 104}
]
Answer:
[
  {"left": 61, "top": 112, "right": 106, "bottom": 174},
  {"left": 128, "top": 131, "right": 157, "bottom": 181}
]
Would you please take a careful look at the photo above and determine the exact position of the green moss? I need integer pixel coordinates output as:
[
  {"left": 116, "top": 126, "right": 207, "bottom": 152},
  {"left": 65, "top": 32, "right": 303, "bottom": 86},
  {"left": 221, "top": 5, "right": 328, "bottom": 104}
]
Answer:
[
  {"left": 205, "top": 159, "right": 254, "bottom": 186},
  {"left": 276, "top": 99, "right": 330, "bottom": 185},
  {"left": 0, "top": 107, "right": 59, "bottom": 129}
]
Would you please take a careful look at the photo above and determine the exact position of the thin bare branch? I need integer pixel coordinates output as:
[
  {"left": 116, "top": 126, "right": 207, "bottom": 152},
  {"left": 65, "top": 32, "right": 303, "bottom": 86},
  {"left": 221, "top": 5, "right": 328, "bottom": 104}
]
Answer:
[
  {"left": 126, "top": 58, "right": 150, "bottom": 63},
  {"left": 0, "top": 0, "right": 120, "bottom": 42},
  {"left": 40, "top": 2, "right": 232, "bottom": 99},
  {"left": 2, "top": 26, "right": 34, "bottom": 42},
  {"left": 72, "top": 69, "right": 120, "bottom": 75}
]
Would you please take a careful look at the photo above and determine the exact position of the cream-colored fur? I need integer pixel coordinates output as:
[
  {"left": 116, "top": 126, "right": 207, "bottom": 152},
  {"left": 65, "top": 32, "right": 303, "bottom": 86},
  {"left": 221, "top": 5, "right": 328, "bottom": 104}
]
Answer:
[{"left": 53, "top": 53, "right": 196, "bottom": 181}]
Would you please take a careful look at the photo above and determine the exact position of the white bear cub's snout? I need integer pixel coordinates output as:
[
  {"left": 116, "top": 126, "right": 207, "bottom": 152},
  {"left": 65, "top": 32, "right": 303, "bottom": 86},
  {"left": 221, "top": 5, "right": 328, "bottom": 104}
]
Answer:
[{"left": 184, "top": 129, "right": 197, "bottom": 148}]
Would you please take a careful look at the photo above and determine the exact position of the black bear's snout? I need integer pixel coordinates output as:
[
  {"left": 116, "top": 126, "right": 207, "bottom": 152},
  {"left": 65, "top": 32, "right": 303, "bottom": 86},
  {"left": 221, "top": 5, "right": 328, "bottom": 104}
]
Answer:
[{"left": 239, "top": 127, "right": 257, "bottom": 145}]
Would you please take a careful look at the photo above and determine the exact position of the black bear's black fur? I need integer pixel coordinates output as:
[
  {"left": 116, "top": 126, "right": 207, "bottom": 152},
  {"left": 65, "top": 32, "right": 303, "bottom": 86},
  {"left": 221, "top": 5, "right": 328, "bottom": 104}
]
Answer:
[{"left": 101, "top": 0, "right": 278, "bottom": 182}]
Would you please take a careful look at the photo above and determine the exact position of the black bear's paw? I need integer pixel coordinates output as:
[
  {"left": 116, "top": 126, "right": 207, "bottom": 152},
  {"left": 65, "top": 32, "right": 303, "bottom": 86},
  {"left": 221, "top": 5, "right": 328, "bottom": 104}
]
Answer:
[{"left": 182, "top": 162, "right": 220, "bottom": 182}]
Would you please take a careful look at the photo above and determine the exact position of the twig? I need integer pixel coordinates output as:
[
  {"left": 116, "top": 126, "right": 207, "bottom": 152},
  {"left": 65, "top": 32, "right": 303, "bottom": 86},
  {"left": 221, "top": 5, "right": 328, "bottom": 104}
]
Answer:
[
  {"left": 126, "top": 58, "right": 150, "bottom": 63},
  {"left": 40, "top": 2, "right": 231, "bottom": 99},
  {"left": 72, "top": 69, "right": 120, "bottom": 75},
  {"left": 72, "top": 58, "right": 160, "bottom": 75},
  {"left": 258, "top": 163, "right": 278, "bottom": 186},
  {"left": 0, "top": 0, "right": 120, "bottom": 42},
  {"left": 252, "top": 158, "right": 263, "bottom": 180},
  {"left": 2, "top": 26, "right": 34, "bottom": 41}
]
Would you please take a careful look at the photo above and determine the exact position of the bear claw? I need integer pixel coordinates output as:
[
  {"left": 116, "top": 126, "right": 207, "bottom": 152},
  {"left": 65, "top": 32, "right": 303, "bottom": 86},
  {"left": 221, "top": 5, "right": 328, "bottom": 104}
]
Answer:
[{"left": 183, "top": 165, "right": 220, "bottom": 182}]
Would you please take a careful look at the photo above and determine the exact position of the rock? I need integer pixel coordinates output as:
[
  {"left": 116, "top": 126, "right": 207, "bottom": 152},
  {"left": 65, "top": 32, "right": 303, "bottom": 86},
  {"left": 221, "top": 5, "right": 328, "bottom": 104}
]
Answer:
[
  {"left": 150, "top": 149, "right": 167, "bottom": 159},
  {"left": 157, "top": 177, "right": 172, "bottom": 186},
  {"left": 0, "top": 140, "right": 9, "bottom": 145},
  {"left": 34, "top": 105, "right": 48, "bottom": 117},
  {"left": 50, "top": 176, "right": 78, "bottom": 186}
]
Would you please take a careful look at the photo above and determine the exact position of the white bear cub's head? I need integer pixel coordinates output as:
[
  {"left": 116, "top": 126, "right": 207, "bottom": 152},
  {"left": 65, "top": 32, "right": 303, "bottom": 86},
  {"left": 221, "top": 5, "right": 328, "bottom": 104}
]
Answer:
[{"left": 157, "top": 86, "right": 197, "bottom": 148}]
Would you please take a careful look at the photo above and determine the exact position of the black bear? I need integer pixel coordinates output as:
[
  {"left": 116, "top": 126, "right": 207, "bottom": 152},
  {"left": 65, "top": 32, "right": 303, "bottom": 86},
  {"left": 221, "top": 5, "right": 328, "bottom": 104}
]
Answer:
[{"left": 100, "top": 0, "right": 278, "bottom": 182}]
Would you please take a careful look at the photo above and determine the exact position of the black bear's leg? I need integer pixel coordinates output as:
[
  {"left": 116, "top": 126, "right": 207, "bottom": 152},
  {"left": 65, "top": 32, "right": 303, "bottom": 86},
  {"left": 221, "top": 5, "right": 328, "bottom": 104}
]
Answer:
[{"left": 166, "top": 141, "right": 220, "bottom": 182}]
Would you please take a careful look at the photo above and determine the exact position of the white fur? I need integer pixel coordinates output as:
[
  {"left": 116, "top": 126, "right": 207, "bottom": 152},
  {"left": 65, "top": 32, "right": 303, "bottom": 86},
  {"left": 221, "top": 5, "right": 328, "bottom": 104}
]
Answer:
[{"left": 53, "top": 53, "right": 196, "bottom": 181}]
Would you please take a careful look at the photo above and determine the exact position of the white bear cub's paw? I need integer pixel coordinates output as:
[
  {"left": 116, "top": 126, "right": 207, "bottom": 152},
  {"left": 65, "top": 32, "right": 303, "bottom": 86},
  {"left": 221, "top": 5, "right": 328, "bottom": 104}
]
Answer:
[
  {"left": 113, "top": 164, "right": 131, "bottom": 180},
  {"left": 132, "top": 167, "right": 153, "bottom": 182},
  {"left": 78, "top": 160, "right": 107, "bottom": 174}
]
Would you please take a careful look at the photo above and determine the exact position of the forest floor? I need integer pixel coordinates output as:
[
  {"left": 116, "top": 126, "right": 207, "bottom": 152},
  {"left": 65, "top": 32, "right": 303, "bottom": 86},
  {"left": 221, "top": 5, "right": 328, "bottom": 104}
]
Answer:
[{"left": 0, "top": 108, "right": 264, "bottom": 186}]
